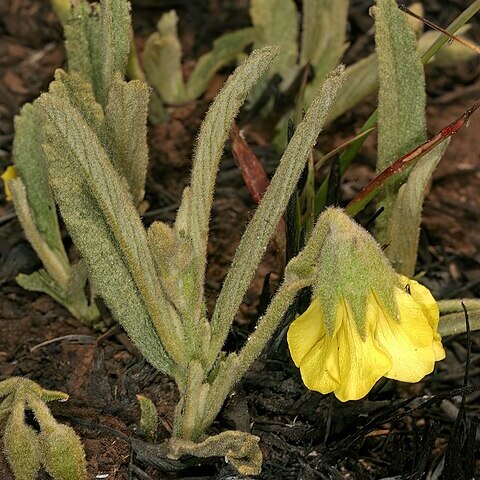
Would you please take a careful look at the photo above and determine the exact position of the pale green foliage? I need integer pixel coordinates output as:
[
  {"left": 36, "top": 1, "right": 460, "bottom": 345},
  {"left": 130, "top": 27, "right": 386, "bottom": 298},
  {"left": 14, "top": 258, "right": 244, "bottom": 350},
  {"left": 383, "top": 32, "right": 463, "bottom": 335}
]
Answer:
[
  {"left": 10, "top": 0, "right": 150, "bottom": 325},
  {"left": 4, "top": 402, "right": 41, "bottom": 480},
  {"left": 301, "top": 0, "right": 349, "bottom": 107},
  {"left": 40, "top": 43, "right": 347, "bottom": 472},
  {"left": 373, "top": 0, "right": 427, "bottom": 244},
  {"left": 38, "top": 73, "right": 182, "bottom": 376},
  {"left": 419, "top": 26, "right": 477, "bottom": 66},
  {"left": 328, "top": 55, "right": 378, "bottom": 123},
  {"left": 437, "top": 300, "right": 480, "bottom": 336},
  {"left": 102, "top": 74, "right": 150, "bottom": 206},
  {"left": 64, "top": 0, "right": 130, "bottom": 107},
  {"left": 170, "top": 430, "right": 262, "bottom": 476},
  {"left": 187, "top": 47, "right": 279, "bottom": 305},
  {"left": 372, "top": 0, "right": 451, "bottom": 275},
  {"left": 39, "top": 424, "right": 87, "bottom": 480},
  {"left": 137, "top": 395, "right": 158, "bottom": 441},
  {"left": 186, "top": 28, "right": 256, "bottom": 100},
  {"left": 142, "top": 9, "right": 255, "bottom": 115},
  {"left": 143, "top": 11, "right": 186, "bottom": 104},
  {"left": 0, "top": 378, "right": 86, "bottom": 480},
  {"left": 13, "top": 104, "right": 63, "bottom": 253},
  {"left": 207, "top": 66, "right": 347, "bottom": 366},
  {"left": 386, "top": 140, "right": 450, "bottom": 277},
  {"left": 10, "top": 103, "right": 99, "bottom": 325},
  {"left": 251, "top": 0, "right": 298, "bottom": 81}
]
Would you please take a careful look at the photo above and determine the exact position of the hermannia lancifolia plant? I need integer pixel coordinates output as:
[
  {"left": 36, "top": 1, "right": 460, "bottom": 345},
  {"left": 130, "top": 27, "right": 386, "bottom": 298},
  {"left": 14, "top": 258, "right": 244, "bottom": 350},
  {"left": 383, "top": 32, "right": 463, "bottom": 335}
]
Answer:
[
  {"left": 0, "top": 378, "right": 87, "bottom": 480},
  {"left": 4, "top": 0, "right": 151, "bottom": 327},
  {"left": 4, "top": 0, "right": 480, "bottom": 476}
]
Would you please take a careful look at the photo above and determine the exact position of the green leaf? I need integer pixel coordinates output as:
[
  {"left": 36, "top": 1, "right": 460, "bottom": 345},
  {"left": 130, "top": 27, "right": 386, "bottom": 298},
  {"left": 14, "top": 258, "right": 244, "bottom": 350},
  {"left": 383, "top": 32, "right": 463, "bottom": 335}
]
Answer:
[
  {"left": 186, "top": 46, "right": 278, "bottom": 313},
  {"left": 250, "top": 0, "right": 298, "bottom": 79},
  {"left": 16, "top": 269, "right": 68, "bottom": 306},
  {"left": 39, "top": 424, "right": 87, "bottom": 480},
  {"left": 99, "top": 0, "right": 131, "bottom": 97},
  {"left": 136, "top": 395, "right": 158, "bottom": 441},
  {"left": 102, "top": 74, "right": 149, "bottom": 205},
  {"left": 386, "top": 140, "right": 450, "bottom": 276},
  {"left": 9, "top": 179, "right": 70, "bottom": 289},
  {"left": 64, "top": 0, "right": 131, "bottom": 107},
  {"left": 51, "top": 70, "right": 104, "bottom": 133},
  {"left": 37, "top": 90, "right": 181, "bottom": 378},
  {"left": 208, "top": 65, "right": 347, "bottom": 368},
  {"left": 301, "top": 0, "right": 349, "bottom": 106},
  {"left": 64, "top": 1, "right": 99, "bottom": 88},
  {"left": 143, "top": 10, "right": 187, "bottom": 103},
  {"left": 4, "top": 401, "right": 42, "bottom": 480},
  {"left": 327, "top": 54, "right": 378, "bottom": 123},
  {"left": 186, "top": 28, "right": 256, "bottom": 100},
  {"left": 373, "top": 0, "right": 426, "bottom": 242},
  {"left": 13, "top": 103, "right": 66, "bottom": 256}
]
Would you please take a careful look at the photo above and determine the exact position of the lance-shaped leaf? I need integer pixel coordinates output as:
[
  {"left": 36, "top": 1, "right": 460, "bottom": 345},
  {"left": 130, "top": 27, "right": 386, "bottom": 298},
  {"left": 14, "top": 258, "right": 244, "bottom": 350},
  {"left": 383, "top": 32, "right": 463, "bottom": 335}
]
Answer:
[
  {"left": 3, "top": 401, "right": 41, "bottom": 480},
  {"left": 51, "top": 70, "right": 148, "bottom": 206},
  {"left": 186, "top": 28, "right": 256, "bottom": 100},
  {"left": 63, "top": 1, "right": 99, "bottom": 87},
  {"left": 37, "top": 86, "right": 185, "bottom": 378},
  {"left": 207, "top": 66, "right": 347, "bottom": 369},
  {"left": 373, "top": 0, "right": 426, "bottom": 242},
  {"left": 143, "top": 10, "right": 187, "bottom": 104},
  {"left": 102, "top": 74, "right": 149, "bottom": 205},
  {"left": 64, "top": 0, "right": 130, "bottom": 107},
  {"left": 13, "top": 103, "right": 66, "bottom": 258},
  {"left": 327, "top": 54, "right": 378, "bottom": 123},
  {"left": 248, "top": 0, "right": 299, "bottom": 109},
  {"left": 302, "top": 0, "right": 349, "bottom": 107},
  {"left": 250, "top": 0, "right": 298, "bottom": 80},
  {"left": 385, "top": 140, "right": 449, "bottom": 277},
  {"left": 185, "top": 46, "right": 278, "bottom": 312}
]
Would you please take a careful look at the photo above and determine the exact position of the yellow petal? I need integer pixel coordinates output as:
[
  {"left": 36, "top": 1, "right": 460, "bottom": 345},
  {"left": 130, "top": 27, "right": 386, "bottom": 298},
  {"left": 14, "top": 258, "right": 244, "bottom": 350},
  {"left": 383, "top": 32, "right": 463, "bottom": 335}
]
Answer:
[
  {"left": 288, "top": 297, "right": 341, "bottom": 394},
  {"left": 287, "top": 297, "right": 329, "bottom": 367},
  {"left": 297, "top": 333, "right": 340, "bottom": 395},
  {"left": 333, "top": 298, "right": 391, "bottom": 402},
  {"left": 1, "top": 166, "right": 17, "bottom": 201},
  {"left": 374, "top": 289, "right": 436, "bottom": 382},
  {"left": 399, "top": 275, "right": 445, "bottom": 361}
]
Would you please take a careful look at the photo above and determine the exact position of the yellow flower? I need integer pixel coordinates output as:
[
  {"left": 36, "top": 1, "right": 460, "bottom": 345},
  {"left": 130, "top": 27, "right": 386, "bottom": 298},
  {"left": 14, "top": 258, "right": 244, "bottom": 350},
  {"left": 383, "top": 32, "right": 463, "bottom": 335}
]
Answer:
[
  {"left": 286, "top": 208, "right": 445, "bottom": 402},
  {"left": 1, "top": 165, "right": 17, "bottom": 201}
]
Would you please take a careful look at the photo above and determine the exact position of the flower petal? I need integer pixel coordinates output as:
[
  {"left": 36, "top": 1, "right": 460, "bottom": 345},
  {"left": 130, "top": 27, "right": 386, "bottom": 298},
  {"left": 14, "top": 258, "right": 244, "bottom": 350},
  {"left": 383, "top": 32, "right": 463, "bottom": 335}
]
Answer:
[
  {"left": 333, "top": 298, "right": 391, "bottom": 402},
  {"left": 287, "top": 297, "right": 329, "bottom": 367},
  {"left": 297, "top": 333, "right": 340, "bottom": 395},
  {"left": 399, "top": 275, "right": 445, "bottom": 361},
  {"left": 374, "top": 289, "right": 436, "bottom": 382}
]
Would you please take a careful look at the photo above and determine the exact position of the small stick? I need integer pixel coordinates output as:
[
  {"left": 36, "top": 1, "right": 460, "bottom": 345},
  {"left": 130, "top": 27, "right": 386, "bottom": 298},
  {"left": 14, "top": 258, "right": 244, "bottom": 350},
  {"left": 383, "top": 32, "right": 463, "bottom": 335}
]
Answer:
[
  {"left": 399, "top": 4, "right": 480, "bottom": 55},
  {"left": 346, "top": 99, "right": 480, "bottom": 216}
]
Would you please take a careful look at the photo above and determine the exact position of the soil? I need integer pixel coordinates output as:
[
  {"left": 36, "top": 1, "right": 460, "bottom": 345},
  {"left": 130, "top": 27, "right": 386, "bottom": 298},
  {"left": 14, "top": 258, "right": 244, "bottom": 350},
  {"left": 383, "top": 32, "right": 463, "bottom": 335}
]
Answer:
[{"left": 1, "top": 1, "right": 480, "bottom": 479}]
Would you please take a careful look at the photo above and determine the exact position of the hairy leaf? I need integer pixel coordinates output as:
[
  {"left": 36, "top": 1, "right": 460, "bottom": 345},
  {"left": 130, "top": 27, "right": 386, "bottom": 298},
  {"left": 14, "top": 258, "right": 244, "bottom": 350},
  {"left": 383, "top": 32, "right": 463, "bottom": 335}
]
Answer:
[
  {"left": 187, "top": 28, "right": 256, "bottom": 100},
  {"left": 302, "top": 0, "right": 349, "bottom": 106},
  {"left": 186, "top": 47, "right": 278, "bottom": 305},
  {"left": 64, "top": 0, "right": 130, "bottom": 107},
  {"left": 386, "top": 140, "right": 449, "bottom": 276},
  {"left": 250, "top": 0, "right": 298, "bottom": 79},
  {"left": 13, "top": 103, "right": 65, "bottom": 256},
  {"left": 38, "top": 89, "right": 180, "bottom": 377},
  {"left": 373, "top": 0, "right": 426, "bottom": 241},
  {"left": 208, "top": 66, "right": 347, "bottom": 368},
  {"left": 143, "top": 10, "right": 187, "bottom": 103},
  {"left": 102, "top": 74, "right": 149, "bottom": 205}
]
